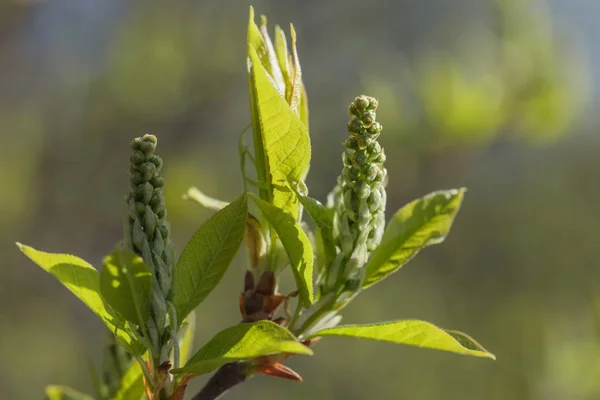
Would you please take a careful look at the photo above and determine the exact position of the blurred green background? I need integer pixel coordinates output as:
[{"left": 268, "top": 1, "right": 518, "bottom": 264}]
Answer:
[{"left": 1, "top": 0, "right": 599, "bottom": 399}]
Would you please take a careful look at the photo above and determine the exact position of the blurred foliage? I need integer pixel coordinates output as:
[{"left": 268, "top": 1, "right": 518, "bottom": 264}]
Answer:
[
  {"left": 0, "top": 0, "right": 597, "bottom": 399},
  {"left": 363, "top": 0, "right": 590, "bottom": 152}
]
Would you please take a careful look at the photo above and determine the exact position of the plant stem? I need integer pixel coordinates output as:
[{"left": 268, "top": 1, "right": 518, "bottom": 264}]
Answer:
[
  {"left": 295, "top": 296, "right": 337, "bottom": 336},
  {"left": 191, "top": 362, "right": 250, "bottom": 400}
]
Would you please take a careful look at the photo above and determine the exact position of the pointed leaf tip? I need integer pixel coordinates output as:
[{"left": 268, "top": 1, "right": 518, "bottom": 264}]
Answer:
[
  {"left": 307, "top": 320, "right": 495, "bottom": 360},
  {"left": 363, "top": 188, "right": 466, "bottom": 289}
]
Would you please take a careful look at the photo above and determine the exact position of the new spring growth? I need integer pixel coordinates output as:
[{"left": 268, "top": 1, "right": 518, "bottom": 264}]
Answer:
[
  {"left": 330, "top": 95, "right": 387, "bottom": 291},
  {"left": 123, "top": 134, "right": 175, "bottom": 365}
]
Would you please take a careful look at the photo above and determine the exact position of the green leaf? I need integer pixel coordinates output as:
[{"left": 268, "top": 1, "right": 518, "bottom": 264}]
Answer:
[
  {"left": 307, "top": 320, "right": 495, "bottom": 359},
  {"left": 247, "top": 7, "right": 281, "bottom": 91},
  {"left": 99, "top": 248, "right": 152, "bottom": 326},
  {"left": 247, "top": 26, "right": 311, "bottom": 219},
  {"left": 171, "top": 321, "right": 312, "bottom": 376},
  {"left": 252, "top": 195, "right": 314, "bottom": 306},
  {"left": 247, "top": 6, "right": 271, "bottom": 204},
  {"left": 180, "top": 312, "right": 196, "bottom": 364},
  {"left": 45, "top": 386, "right": 94, "bottom": 400},
  {"left": 17, "top": 243, "right": 134, "bottom": 346},
  {"left": 288, "top": 24, "right": 303, "bottom": 117},
  {"left": 259, "top": 15, "right": 286, "bottom": 93},
  {"left": 113, "top": 361, "right": 145, "bottom": 400},
  {"left": 173, "top": 193, "right": 248, "bottom": 321},
  {"left": 363, "top": 189, "right": 465, "bottom": 289},
  {"left": 274, "top": 25, "right": 291, "bottom": 94},
  {"left": 293, "top": 190, "right": 336, "bottom": 272},
  {"left": 299, "top": 84, "right": 309, "bottom": 130}
]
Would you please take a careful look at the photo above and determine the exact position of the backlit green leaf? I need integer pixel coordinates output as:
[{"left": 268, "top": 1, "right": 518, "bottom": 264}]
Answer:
[
  {"left": 45, "top": 385, "right": 94, "bottom": 400},
  {"left": 259, "top": 15, "right": 286, "bottom": 93},
  {"left": 17, "top": 243, "right": 134, "bottom": 346},
  {"left": 293, "top": 190, "right": 336, "bottom": 272},
  {"left": 247, "top": 27, "right": 311, "bottom": 219},
  {"left": 113, "top": 360, "right": 145, "bottom": 400},
  {"left": 274, "top": 25, "right": 291, "bottom": 94},
  {"left": 180, "top": 312, "right": 196, "bottom": 365},
  {"left": 247, "top": 6, "right": 271, "bottom": 203},
  {"left": 100, "top": 248, "right": 152, "bottom": 325},
  {"left": 171, "top": 321, "right": 312, "bottom": 376},
  {"left": 173, "top": 193, "right": 247, "bottom": 321},
  {"left": 288, "top": 24, "right": 303, "bottom": 117},
  {"left": 299, "top": 85, "right": 309, "bottom": 129},
  {"left": 252, "top": 195, "right": 314, "bottom": 305},
  {"left": 363, "top": 189, "right": 465, "bottom": 289},
  {"left": 307, "top": 320, "right": 495, "bottom": 359}
]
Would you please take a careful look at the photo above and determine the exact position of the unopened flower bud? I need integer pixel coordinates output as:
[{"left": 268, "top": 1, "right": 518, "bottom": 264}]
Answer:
[
  {"left": 123, "top": 134, "right": 174, "bottom": 364},
  {"left": 329, "top": 95, "right": 388, "bottom": 291}
]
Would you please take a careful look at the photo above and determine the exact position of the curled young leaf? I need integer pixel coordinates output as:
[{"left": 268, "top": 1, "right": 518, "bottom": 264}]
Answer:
[
  {"left": 245, "top": 212, "right": 267, "bottom": 271},
  {"left": 247, "top": 7, "right": 311, "bottom": 220},
  {"left": 252, "top": 195, "right": 314, "bottom": 306}
]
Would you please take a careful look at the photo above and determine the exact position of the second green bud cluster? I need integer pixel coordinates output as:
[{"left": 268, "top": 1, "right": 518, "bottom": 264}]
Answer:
[
  {"left": 124, "top": 134, "right": 175, "bottom": 365},
  {"left": 327, "top": 95, "right": 387, "bottom": 295}
]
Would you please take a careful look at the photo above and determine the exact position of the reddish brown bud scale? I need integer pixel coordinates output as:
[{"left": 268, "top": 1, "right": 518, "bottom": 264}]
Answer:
[{"left": 239, "top": 271, "right": 285, "bottom": 322}]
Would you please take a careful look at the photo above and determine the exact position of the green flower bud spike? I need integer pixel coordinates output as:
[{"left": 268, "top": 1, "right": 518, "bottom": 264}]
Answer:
[
  {"left": 123, "top": 134, "right": 175, "bottom": 369},
  {"left": 330, "top": 95, "right": 387, "bottom": 293}
]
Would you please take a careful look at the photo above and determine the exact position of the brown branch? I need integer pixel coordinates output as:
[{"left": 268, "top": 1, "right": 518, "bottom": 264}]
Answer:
[{"left": 191, "top": 362, "right": 250, "bottom": 400}]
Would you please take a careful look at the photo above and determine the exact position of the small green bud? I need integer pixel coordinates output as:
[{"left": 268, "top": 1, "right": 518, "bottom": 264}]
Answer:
[
  {"left": 347, "top": 119, "right": 363, "bottom": 134},
  {"left": 368, "top": 122, "right": 382, "bottom": 135},
  {"left": 358, "top": 182, "right": 370, "bottom": 199},
  {"left": 365, "top": 165, "right": 378, "bottom": 182},
  {"left": 131, "top": 171, "right": 145, "bottom": 186},
  {"left": 132, "top": 150, "right": 146, "bottom": 165},
  {"left": 151, "top": 231, "right": 165, "bottom": 256},
  {"left": 148, "top": 155, "right": 163, "bottom": 170},
  {"left": 357, "top": 201, "right": 370, "bottom": 230},
  {"left": 130, "top": 138, "right": 142, "bottom": 150},
  {"left": 140, "top": 162, "right": 157, "bottom": 182},
  {"left": 360, "top": 110, "right": 376, "bottom": 125},
  {"left": 134, "top": 204, "right": 145, "bottom": 221},
  {"left": 158, "top": 225, "right": 169, "bottom": 239},
  {"left": 136, "top": 182, "right": 153, "bottom": 204},
  {"left": 144, "top": 205, "right": 157, "bottom": 236},
  {"left": 339, "top": 215, "right": 354, "bottom": 256},
  {"left": 150, "top": 176, "right": 165, "bottom": 188},
  {"left": 368, "top": 189, "right": 382, "bottom": 212}
]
